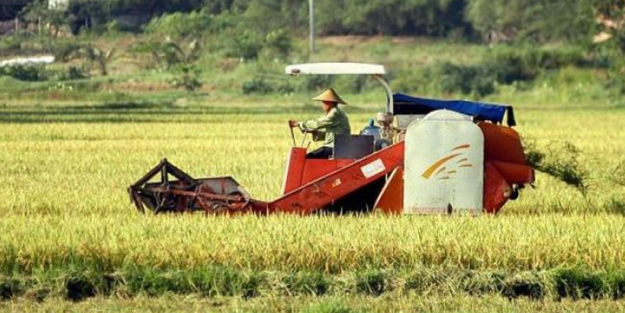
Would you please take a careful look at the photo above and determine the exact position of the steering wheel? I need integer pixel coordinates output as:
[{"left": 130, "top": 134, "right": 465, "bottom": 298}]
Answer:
[
  {"left": 300, "top": 129, "right": 311, "bottom": 147},
  {"left": 288, "top": 121, "right": 313, "bottom": 148}
]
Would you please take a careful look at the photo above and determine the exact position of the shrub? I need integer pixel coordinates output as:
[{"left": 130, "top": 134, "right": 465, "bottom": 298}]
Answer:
[
  {"left": 132, "top": 40, "right": 201, "bottom": 70},
  {"left": 224, "top": 30, "right": 264, "bottom": 60},
  {"left": 50, "top": 41, "right": 84, "bottom": 63},
  {"left": 144, "top": 11, "right": 211, "bottom": 38},
  {"left": 276, "top": 81, "right": 295, "bottom": 95},
  {"left": 433, "top": 62, "right": 496, "bottom": 97},
  {"left": 488, "top": 47, "right": 585, "bottom": 83},
  {"left": 303, "top": 75, "right": 335, "bottom": 92},
  {"left": 606, "top": 57, "right": 625, "bottom": 93},
  {"left": 53, "top": 66, "right": 90, "bottom": 81},
  {"left": 0, "top": 35, "right": 25, "bottom": 53},
  {"left": 169, "top": 64, "right": 202, "bottom": 92},
  {"left": 416, "top": 47, "right": 587, "bottom": 97},
  {"left": 389, "top": 69, "right": 427, "bottom": 94},
  {"left": 263, "top": 29, "right": 293, "bottom": 59},
  {"left": 0, "top": 65, "right": 48, "bottom": 82},
  {"left": 0, "top": 64, "right": 88, "bottom": 83},
  {"left": 48, "top": 42, "right": 115, "bottom": 76},
  {"left": 333, "top": 75, "right": 368, "bottom": 94},
  {"left": 242, "top": 77, "right": 274, "bottom": 94},
  {"left": 222, "top": 28, "right": 292, "bottom": 61}
]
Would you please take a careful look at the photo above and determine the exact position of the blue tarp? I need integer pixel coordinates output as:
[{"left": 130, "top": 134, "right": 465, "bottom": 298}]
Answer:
[{"left": 393, "top": 93, "right": 515, "bottom": 126}]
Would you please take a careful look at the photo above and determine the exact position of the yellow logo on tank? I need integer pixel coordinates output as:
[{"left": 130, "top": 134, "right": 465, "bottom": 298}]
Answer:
[{"left": 421, "top": 144, "right": 473, "bottom": 180}]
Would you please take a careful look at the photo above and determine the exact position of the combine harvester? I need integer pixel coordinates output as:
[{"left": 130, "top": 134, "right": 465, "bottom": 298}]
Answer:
[{"left": 129, "top": 63, "right": 534, "bottom": 215}]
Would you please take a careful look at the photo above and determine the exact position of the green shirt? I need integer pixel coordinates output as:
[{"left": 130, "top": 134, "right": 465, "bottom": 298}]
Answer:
[{"left": 299, "top": 107, "right": 351, "bottom": 147}]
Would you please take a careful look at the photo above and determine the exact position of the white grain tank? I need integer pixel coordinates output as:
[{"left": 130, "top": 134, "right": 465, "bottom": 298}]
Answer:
[{"left": 404, "top": 110, "right": 484, "bottom": 215}]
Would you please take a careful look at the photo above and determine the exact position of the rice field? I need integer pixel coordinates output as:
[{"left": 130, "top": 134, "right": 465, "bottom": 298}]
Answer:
[
  {"left": 1, "top": 36, "right": 625, "bottom": 310},
  {"left": 1, "top": 99, "right": 624, "bottom": 217},
  {"left": 0, "top": 95, "right": 624, "bottom": 312}
]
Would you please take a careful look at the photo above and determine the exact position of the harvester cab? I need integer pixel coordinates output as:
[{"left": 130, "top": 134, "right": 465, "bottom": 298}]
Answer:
[
  {"left": 129, "top": 63, "right": 535, "bottom": 216},
  {"left": 285, "top": 63, "right": 395, "bottom": 154}
]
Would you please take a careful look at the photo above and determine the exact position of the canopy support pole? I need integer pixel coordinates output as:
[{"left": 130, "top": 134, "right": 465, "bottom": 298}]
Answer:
[{"left": 372, "top": 74, "right": 393, "bottom": 114}]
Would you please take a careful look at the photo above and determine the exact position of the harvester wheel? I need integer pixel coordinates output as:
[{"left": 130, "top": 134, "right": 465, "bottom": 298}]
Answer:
[{"left": 510, "top": 185, "right": 520, "bottom": 200}]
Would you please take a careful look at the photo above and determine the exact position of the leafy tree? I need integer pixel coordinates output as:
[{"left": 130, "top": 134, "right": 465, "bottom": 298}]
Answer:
[
  {"left": 48, "top": 41, "right": 115, "bottom": 76},
  {"left": 264, "top": 29, "right": 292, "bottom": 59},
  {"left": 316, "top": 0, "right": 472, "bottom": 36},
  {"left": 595, "top": 0, "right": 625, "bottom": 52},
  {"left": 19, "top": 0, "right": 66, "bottom": 37},
  {"left": 143, "top": 10, "right": 211, "bottom": 37},
  {"left": 14, "top": 0, "right": 611, "bottom": 43},
  {"left": 214, "top": 6, "right": 293, "bottom": 60},
  {"left": 593, "top": 0, "right": 625, "bottom": 93},
  {"left": 466, "top": 0, "right": 595, "bottom": 43},
  {"left": 132, "top": 39, "right": 201, "bottom": 69},
  {"left": 80, "top": 45, "right": 116, "bottom": 76}
]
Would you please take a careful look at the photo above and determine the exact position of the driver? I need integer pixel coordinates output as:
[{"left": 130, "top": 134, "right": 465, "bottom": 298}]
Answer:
[{"left": 289, "top": 88, "right": 351, "bottom": 159}]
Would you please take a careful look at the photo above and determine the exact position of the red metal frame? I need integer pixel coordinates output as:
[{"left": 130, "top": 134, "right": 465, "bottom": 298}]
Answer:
[
  {"left": 262, "top": 142, "right": 405, "bottom": 214},
  {"left": 282, "top": 147, "right": 359, "bottom": 194}
]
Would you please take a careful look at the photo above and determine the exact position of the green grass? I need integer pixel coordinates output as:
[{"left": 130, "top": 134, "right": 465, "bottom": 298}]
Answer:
[{"left": 2, "top": 294, "right": 625, "bottom": 313}]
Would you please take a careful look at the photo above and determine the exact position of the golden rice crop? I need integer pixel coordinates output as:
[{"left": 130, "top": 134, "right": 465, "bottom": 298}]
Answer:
[
  {"left": 0, "top": 214, "right": 623, "bottom": 273},
  {"left": 1, "top": 98, "right": 625, "bottom": 302},
  {"left": 0, "top": 102, "right": 624, "bottom": 216}
]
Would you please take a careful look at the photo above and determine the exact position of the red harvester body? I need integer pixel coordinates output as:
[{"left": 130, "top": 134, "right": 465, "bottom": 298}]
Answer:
[{"left": 128, "top": 63, "right": 535, "bottom": 216}]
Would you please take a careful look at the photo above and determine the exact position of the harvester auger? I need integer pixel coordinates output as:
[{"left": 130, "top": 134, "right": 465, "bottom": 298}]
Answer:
[{"left": 130, "top": 63, "right": 535, "bottom": 216}]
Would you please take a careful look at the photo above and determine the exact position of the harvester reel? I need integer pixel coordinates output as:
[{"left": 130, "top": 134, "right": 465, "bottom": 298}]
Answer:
[
  {"left": 153, "top": 186, "right": 183, "bottom": 213},
  {"left": 129, "top": 159, "right": 262, "bottom": 215},
  {"left": 129, "top": 159, "right": 199, "bottom": 214}
]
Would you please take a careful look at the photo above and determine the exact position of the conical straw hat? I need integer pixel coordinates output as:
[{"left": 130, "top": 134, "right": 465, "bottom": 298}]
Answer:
[{"left": 311, "top": 88, "right": 347, "bottom": 104}]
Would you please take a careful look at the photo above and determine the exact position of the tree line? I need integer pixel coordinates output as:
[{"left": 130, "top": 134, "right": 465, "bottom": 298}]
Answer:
[{"left": 4, "top": 0, "right": 620, "bottom": 45}]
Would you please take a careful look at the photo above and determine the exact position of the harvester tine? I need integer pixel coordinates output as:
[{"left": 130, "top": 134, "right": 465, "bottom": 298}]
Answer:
[
  {"left": 131, "top": 159, "right": 169, "bottom": 188},
  {"left": 128, "top": 187, "right": 145, "bottom": 213},
  {"left": 131, "top": 158, "right": 198, "bottom": 188}
]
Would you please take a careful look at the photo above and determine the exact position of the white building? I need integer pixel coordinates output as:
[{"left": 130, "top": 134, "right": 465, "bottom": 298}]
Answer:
[{"left": 48, "top": 0, "right": 70, "bottom": 10}]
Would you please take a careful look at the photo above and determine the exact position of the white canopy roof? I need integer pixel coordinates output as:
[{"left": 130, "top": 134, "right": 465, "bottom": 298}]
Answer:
[{"left": 285, "top": 63, "right": 386, "bottom": 75}]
